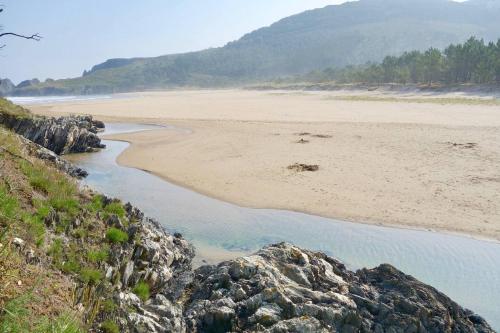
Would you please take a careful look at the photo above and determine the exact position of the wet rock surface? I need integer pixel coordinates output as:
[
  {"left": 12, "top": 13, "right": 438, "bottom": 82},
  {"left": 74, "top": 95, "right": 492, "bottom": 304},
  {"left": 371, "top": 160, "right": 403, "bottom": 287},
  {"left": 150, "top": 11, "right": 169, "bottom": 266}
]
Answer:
[{"left": 0, "top": 113, "right": 105, "bottom": 154}]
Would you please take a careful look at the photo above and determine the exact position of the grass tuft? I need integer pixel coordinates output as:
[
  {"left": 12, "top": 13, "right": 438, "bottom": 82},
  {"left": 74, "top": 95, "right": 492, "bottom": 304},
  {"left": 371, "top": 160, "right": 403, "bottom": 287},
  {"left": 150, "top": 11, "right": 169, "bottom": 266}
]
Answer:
[
  {"left": 133, "top": 281, "right": 150, "bottom": 302},
  {"left": 87, "top": 248, "right": 109, "bottom": 263},
  {"left": 103, "top": 202, "right": 126, "bottom": 219},
  {"left": 105, "top": 227, "right": 128, "bottom": 244},
  {"left": 100, "top": 320, "right": 119, "bottom": 333},
  {"left": 80, "top": 268, "right": 102, "bottom": 285}
]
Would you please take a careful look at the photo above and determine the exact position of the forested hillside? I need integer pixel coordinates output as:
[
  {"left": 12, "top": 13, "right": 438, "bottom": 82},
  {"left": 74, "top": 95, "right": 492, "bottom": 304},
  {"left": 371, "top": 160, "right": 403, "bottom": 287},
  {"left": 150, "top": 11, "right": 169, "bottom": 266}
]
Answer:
[
  {"left": 9, "top": 0, "right": 500, "bottom": 95},
  {"left": 299, "top": 37, "right": 500, "bottom": 85}
]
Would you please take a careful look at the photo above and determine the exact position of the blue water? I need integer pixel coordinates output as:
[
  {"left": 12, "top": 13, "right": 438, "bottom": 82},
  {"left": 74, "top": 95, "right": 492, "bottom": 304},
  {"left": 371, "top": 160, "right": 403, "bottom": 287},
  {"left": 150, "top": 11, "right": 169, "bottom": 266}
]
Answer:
[{"left": 70, "top": 123, "right": 500, "bottom": 329}]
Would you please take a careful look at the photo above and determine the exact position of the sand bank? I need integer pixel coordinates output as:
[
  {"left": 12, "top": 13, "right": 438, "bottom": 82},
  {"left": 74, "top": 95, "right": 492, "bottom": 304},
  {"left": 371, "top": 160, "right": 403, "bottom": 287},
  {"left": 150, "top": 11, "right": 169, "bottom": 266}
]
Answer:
[{"left": 30, "top": 90, "right": 500, "bottom": 240}]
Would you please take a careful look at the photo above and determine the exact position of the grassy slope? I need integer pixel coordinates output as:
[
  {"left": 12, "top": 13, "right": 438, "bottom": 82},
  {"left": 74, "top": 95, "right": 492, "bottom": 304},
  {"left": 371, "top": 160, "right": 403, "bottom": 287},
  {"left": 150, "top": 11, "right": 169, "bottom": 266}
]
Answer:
[{"left": 0, "top": 99, "right": 132, "bottom": 333}]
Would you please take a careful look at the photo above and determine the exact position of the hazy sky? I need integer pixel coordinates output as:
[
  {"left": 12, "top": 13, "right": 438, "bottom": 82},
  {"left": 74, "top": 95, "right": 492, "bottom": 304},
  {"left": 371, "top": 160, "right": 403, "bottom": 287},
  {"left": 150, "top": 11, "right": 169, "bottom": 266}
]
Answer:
[{"left": 0, "top": 0, "right": 350, "bottom": 83}]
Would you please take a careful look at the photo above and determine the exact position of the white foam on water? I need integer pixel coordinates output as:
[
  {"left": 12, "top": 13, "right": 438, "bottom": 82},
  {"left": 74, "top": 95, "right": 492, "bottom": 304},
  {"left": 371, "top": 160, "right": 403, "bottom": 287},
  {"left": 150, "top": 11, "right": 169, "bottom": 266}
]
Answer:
[{"left": 6, "top": 95, "right": 113, "bottom": 105}]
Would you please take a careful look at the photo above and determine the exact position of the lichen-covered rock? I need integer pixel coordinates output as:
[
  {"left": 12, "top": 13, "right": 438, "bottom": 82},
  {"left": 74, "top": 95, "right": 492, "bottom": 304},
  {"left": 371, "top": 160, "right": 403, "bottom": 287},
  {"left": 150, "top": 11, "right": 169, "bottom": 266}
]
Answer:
[
  {"left": 183, "top": 243, "right": 493, "bottom": 333},
  {"left": 0, "top": 113, "right": 105, "bottom": 154}
]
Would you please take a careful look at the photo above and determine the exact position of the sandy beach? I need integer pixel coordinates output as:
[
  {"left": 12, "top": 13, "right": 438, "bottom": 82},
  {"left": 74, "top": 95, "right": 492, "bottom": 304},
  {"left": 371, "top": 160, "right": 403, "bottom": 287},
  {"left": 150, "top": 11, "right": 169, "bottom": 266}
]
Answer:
[{"left": 29, "top": 89, "right": 500, "bottom": 241}]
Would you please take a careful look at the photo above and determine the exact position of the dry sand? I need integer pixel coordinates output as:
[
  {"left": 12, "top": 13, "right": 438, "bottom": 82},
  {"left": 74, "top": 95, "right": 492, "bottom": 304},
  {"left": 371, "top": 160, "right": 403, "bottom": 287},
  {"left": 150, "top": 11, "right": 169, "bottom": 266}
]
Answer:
[{"left": 30, "top": 90, "right": 500, "bottom": 241}]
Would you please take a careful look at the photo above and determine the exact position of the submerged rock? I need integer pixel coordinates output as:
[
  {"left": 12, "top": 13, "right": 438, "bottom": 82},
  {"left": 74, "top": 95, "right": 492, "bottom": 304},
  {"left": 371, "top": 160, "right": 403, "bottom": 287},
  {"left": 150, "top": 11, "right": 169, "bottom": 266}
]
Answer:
[{"left": 0, "top": 113, "right": 105, "bottom": 154}]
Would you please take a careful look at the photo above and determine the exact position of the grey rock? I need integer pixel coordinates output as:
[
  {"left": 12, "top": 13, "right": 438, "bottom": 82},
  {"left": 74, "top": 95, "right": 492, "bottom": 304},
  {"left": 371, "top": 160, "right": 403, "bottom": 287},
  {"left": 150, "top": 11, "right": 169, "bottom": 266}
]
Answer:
[
  {"left": 12, "top": 237, "right": 25, "bottom": 248},
  {"left": 0, "top": 113, "right": 105, "bottom": 155},
  {"left": 182, "top": 243, "right": 494, "bottom": 333}
]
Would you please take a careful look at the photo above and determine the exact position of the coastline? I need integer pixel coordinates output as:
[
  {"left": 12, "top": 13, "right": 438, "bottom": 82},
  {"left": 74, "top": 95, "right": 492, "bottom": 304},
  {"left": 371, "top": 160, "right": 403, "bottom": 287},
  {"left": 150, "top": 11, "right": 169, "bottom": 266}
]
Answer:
[{"left": 28, "top": 89, "right": 500, "bottom": 242}]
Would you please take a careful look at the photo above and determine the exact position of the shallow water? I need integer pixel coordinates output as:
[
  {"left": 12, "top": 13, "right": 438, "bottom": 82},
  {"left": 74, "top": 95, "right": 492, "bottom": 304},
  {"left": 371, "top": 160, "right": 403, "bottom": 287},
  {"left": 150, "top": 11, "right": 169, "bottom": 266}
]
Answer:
[{"left": 70, "top": 123, "right": 500, "bottom": 329}]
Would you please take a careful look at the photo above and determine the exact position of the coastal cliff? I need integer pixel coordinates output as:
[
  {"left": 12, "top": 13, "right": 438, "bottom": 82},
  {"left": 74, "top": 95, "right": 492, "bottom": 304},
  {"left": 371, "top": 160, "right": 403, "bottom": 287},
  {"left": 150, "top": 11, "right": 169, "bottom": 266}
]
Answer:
[{"left": 0, "top": 99, "right": 494, "bottom": 332}]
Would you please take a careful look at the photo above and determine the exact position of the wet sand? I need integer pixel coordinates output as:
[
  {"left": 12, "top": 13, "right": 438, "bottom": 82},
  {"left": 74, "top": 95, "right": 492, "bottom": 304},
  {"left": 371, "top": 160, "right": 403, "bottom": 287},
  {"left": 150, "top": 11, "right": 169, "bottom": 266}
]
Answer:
[{"left": 29, "top": 89, "right": 500, "bottom": 241}]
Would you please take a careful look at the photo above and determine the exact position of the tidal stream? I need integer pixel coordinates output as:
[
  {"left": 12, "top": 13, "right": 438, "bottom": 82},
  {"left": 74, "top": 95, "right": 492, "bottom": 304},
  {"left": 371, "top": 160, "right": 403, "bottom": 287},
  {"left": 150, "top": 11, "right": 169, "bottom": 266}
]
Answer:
[{"left": 69, "top": 123, "right": 500, "bottom": 328}]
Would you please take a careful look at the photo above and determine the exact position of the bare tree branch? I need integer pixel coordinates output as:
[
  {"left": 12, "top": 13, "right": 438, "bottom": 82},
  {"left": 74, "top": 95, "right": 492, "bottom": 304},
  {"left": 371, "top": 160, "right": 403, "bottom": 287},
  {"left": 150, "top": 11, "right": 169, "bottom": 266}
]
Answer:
[
  {"left": 0, "top": 7, "right": 42, "bottom": 47},
  {"left": 0, "top": 32, "right": 42, "bottom": 41}
]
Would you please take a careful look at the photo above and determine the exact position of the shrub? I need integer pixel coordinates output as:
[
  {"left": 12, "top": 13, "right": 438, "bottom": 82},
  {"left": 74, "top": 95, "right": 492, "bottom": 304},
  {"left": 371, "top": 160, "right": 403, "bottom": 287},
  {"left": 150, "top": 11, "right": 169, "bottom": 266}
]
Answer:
[
  {"left": 80, "top": 268, "right": 102, "bottom": 285},
  {"left": 106, "top": 227, "right": 128, "bottom": 244},
  {"left": 101, "top": 320, "right": 119, "bottom": 333},
  {"left": 133, "top": 281, "right": 150, "bottom": 302}
]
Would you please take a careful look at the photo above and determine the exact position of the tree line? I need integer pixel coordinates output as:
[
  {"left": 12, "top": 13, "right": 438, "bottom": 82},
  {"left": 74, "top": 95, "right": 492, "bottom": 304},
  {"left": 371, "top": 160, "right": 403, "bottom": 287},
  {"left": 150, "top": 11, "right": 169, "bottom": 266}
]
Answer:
[{"left": 303, "top": 37, "right": 500, "bottom": 85}]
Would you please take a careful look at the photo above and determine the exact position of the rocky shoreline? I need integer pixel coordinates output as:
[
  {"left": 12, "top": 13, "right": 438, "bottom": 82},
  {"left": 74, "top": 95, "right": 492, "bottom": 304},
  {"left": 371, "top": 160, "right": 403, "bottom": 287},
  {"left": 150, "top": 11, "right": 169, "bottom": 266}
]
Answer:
[
  {"left": 0, "top": 111, "right": 105, "bottom": 155},
  {"left": 0, "top": 102, "right": 494, "bottom": 332}
]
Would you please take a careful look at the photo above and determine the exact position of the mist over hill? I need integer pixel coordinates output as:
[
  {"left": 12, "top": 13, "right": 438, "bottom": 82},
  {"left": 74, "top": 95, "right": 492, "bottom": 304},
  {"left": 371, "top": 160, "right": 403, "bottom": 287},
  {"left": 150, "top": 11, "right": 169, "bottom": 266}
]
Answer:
[{"left": 8, "top": 0, "right": 500, "bottom": 95}]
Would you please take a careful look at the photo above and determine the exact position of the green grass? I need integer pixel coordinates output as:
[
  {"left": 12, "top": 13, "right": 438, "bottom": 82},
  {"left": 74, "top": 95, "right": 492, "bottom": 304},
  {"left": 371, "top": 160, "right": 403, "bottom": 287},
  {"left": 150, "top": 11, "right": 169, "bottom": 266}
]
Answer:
[
  {"left": 20, "top": 162, "right": 51, "bottom": 194},
  {"left": 105, "top": 227, "right": 128, "bottom": 244},
  {"left": 19, "top": 160, "right": 80, "bottom": 216},
  {"left": 0, "top": 294, "right": 83, "bottom": 333},
  {"left": 61, "top": 258, "right": 81, "bottom": 274},
  {"left": 103, "top": 202, "right": 126, "bottom": 219},
  {"left": 101, "top": 299, "right": 117, "bottom": 313},
  {"left": 87, "top": 248, "right": 109, "bottom": 263},
  {"left": 100, "top": 320, "right": 119, "bottom": 333},
  {"left": 0, "top": 293, "right": 31, "bottom": 333},
  {"left": 79, "top": 268, "right": 102, "bottom": 285},
  {"left": 0, "top": 98, "right": 31, "bottom": 118},
  {"left": 47, "top": 239, "right": 64, "bottom": 265},
  {"left": 132, "top": 281, "right": 150, "bottom": 302},
  {"left": 87, "top": 195, "right": 104, "bottom": 212},
  {"left": 0, "top": 185, "right": 19, "bottom": 222},
  {"left": 22, "top": 213, "right": 46, "bottom": 247},
  {"left": 33, "top": 313, "right": 84, "bottom": 333}
]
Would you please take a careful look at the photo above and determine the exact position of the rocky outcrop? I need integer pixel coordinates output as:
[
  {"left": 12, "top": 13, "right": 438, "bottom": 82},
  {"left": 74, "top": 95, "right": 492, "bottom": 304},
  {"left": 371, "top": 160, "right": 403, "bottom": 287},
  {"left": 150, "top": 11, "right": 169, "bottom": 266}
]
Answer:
[
  {"left": 26, "top": 139, "right": 89, "bottom": 178},
  {"left": 182, "top": 243, "right": 493, "bottom": 333},
  {"left": 70, "top": 197, "right": 196, "bottom": 332},
  {"left": 0, "top": 113, "right": 105, "bottom": 154},
  {"left": 111, "top": 217, "right": 195, "bottom": 332},
  {"left": 97, "top": 235, "right": 493, "bottom": 332}
]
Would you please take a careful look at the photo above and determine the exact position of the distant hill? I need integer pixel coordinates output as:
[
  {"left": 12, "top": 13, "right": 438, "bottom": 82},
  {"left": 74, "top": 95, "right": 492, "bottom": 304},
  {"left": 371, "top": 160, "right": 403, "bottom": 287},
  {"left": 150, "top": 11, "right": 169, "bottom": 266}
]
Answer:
[{"left": 11, "top": 0, "right": 500, "bottom": 95}]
